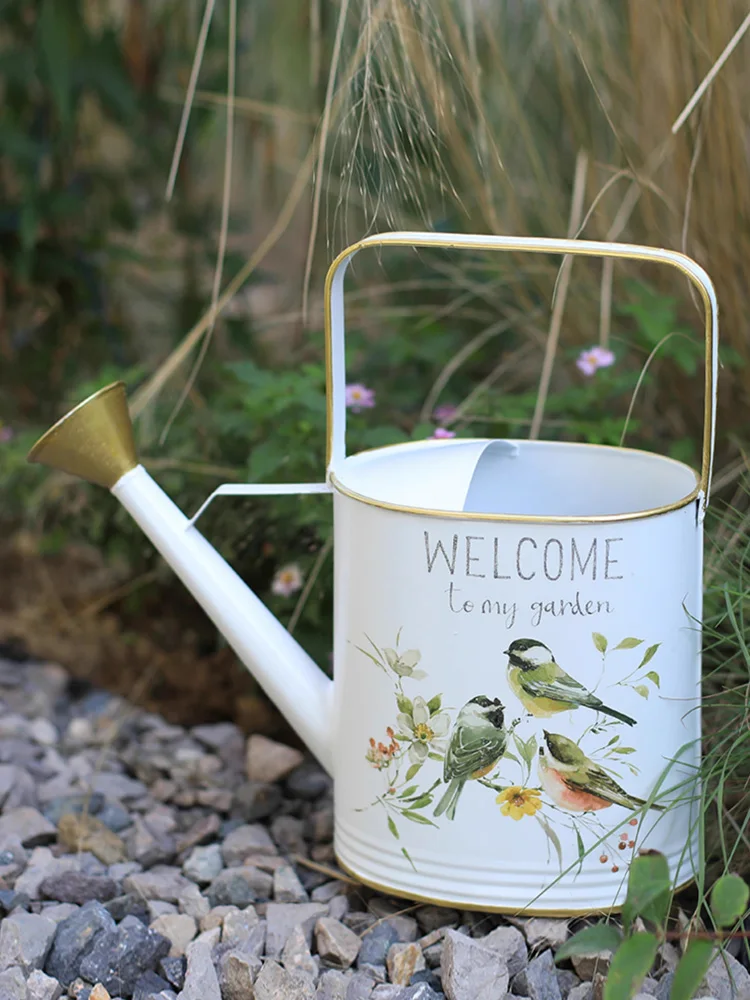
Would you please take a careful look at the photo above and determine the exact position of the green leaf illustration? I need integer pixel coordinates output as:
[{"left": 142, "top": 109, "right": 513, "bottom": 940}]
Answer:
[
  {"left": 710, "top": 873, "right": 750, "bottom": 928},
  {"left": 398, "top": 785, "right": 418, "bottom": 799},
  {"left": 355, "top": 645, "right": 386, "bottom": 672},
  {"left": 615, "top": 637, "right": 644, "bottom": 649},
  {"left": 397, "top": 693, "right": 413, "bottom": 714},
  {"left": 405, "top": 793, "right": 432, "bottom": 809},
  {"left": 634, "top": 685, "right": 650, "bottom": 699},
  {"left": 401, "top": 846, "right": 417, "bottom": 872},
  {"left": 613, "top": 746, "right": 637, "bottom": 755},
  {"left": 427, "top": 694, "right": 443, "bottom": 715},
  {"left": 536, "top": 814, "right": 563, "bottom": 870},
  {"left": 646, "top": 671, "right": 661, "bottom": 688},
  {"left": 402, "top": 810, "right": 438, "bottom": 827},
  {"left": 576, "top": 828, "right": 585, "bottom": 863},
  {"left": 621, "top": 852, "right": 671, "bottom": 932},
  {"left": 556, "top": 923, "right": 622, "bottom": 961},
  {"left": 670, "top": 939, "right": 715, "bottom": 1000},
  {"left": 387, "top": 816, "right": 399, "bottom": 839},
  {"left": 427, "top": 752, "right": 444, "bottom": 762},
  {"left": 593, "top": 632, "right": 608, "bottom": 654},
  {"left": 405, "top": 763, "right": 422, "bottom": 782},
  {"left": 637, "top": 643, "right": 661, "bottom": 669},
  {"left": 603, "top": 932, "right": 659, "bottom": 1000}
]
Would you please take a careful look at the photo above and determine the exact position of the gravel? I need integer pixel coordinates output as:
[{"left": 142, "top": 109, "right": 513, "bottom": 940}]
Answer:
[{"left": 0, "top": 651, "right": 720, "bottom": 1000}]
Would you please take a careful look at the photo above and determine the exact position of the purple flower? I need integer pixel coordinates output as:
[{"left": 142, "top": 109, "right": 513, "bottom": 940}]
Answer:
[
  {"left": 345, "top": 383, "right": 376, "bottom": 412},
  {"left": 431, "top": 427, "right": 456, "bottom": 439},
  {"left": 433, "top": 403, "right": 457, "bottom": 424},
  {"left": 576, "top": 346, "right": 616, "bottom": 376},
  {"left": 0, "top": 426, "right": 14, "bottom": 443}
]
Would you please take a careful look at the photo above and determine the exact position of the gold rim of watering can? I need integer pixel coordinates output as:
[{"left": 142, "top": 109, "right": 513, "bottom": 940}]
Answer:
[
  {"left": 323, "top": 233, "right": 718, "bottom": 518},
  {"left": 335, "top": 852, "right": 696, "bottom": 917},
  {"left": 326, "top": 437, "right": 701, "bottom": 524}
]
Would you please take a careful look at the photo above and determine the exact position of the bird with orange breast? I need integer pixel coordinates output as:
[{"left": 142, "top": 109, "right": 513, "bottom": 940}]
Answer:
[{"left": 538, "top": 731, "right": 664, "bottom": 813}]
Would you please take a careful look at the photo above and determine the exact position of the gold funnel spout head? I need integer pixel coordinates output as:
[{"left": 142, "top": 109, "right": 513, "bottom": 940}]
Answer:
[{"left": 27, "top": 382, "right": 139, "bottom": 489}]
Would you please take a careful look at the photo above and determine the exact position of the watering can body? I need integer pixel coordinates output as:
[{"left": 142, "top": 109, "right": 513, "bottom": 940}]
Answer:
[{"left": 28, "top": 233, "right": 718, "bottom": 914}]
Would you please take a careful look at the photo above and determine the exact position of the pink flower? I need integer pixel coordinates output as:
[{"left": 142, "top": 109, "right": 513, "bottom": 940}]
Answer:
[
  {"left": 576, "top": 346, "right": 615, "bottom": 376},
  {"left": 345, "top": 384, "right": 375, "bottom": 412},
  {"left": 433, "top": 403, "right": 457, "bottom": 424},
  {"left": 0, "top": 426, "right": 14, "bottom": 443},
  {"left": 271, "top": 563, "right": 304, "bottom": 597},
  {"left": 431, "top": 427, "right": 456, "bottom": 439}
]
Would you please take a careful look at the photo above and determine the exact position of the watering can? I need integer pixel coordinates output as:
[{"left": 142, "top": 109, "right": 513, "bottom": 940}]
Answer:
[{"left": 27, "top": 234, "right": 718, "bottom": 914}]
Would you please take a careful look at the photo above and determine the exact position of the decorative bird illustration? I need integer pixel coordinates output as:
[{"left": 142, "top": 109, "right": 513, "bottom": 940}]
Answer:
[
  {"left": 504, "top": 638, "right": 637, "bottom": 726},
  {"left": 538, "top": 731, "right": 664, "bottom": 813},
  {"left": 433, "top": 696, "right": 507, "bottom": 821}
]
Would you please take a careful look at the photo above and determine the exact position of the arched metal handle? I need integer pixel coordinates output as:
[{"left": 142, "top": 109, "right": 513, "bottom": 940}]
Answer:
[{"left": 324, "top": 232, "right": 719, "bottom": 512}]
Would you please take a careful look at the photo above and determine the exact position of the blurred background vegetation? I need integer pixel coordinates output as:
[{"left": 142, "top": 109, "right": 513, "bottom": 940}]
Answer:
[{"left": 0, "top": 0, "right": 748, "bottom": 872}]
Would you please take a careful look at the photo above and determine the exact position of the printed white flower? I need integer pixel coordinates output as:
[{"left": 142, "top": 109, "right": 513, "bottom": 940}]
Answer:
[
  {"left": 382, "top": 648, "right": 427, "bottom": 680},
  {"left": 396, "top": 696, "right": 450, "bottom": 764},
  {"left": 271, "top": 563, "right": 303, "bottom": 597}
]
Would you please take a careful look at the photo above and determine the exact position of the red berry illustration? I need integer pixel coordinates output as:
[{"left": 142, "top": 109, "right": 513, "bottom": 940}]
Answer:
[
  {"left": 629, "top": 818, "right": 638, "bottom": 826},
  {"left": 611, "top": 865, "right": 619, "bottom": 873},
  {"left": 599, "top": 855, "right": 608, "bottom": 863}
]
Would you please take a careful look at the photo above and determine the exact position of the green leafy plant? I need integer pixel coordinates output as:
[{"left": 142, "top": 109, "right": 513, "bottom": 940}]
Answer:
[{"left": 556, "top": 854, "right": 750, "bottom": 1000}]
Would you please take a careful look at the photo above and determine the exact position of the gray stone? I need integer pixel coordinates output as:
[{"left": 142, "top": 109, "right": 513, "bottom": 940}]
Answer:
[
  {"left": 206, "top": 867, "right": 269, "bottom": 908},
  {"left": 512, "top": 950, "right": 562, "bottom": 1000},
  {"left": 78, "top": 915, "right": 170, "bottom": 996},
  {"left": 123, "top": 867, "right": 193, "bottom": 903},
  {"left": 346, "top": 972, "right": 376, "bottom": 1000},
  {"left": 45, "top": 900, "right": 116, "bottom": 986},
  {"left": 316, "top": 918, "right": 361, "bottom": 970},
  {"left": 233, "top": 782, "right": 284, "bottom": 823},
  {"left": 699, "top": 952, "right": 750, "bottom": 1000},
  {"left": 567, "top": 984, "right": 593, "bottom": 1000},
  {"left": 149, "top": 900, "right": 177, "bottom": 920},
  {"left": 283, "top": 924, "right": 319, "bottom": 979},
  {"left": 480, "top": 925, "right": 528, "bottom": 978},
  {"left": 358, "top": 923, "right": 400, "bottom": 967},
  {"left": 557, "top": 969, "right": 581, "bottom": 999},
  {"left": 127, "top": 817, "right": 175, "bottom": 868},
  {"left": 638, "top": 978, "right": 658, "bottom": 996},
  {"left": 655, "top": 973, "right": 673, "bottom": 1000},
  {"left": 441, "top": 928, "right": 509, "bottom": 1000},
  {"left": 0, "top": 910, "right": 57, "bottom": 973},
  {"left": 270, "top": 815, "right": 307, "bottom": 856},
  {"left": 39, "top": 872, "right": 118, "bottom": 905},
  {"left": 0, "top": 965, "right": 28, "bottom": 1000},
  {"left": 133, "top": 970, "right": 173, "bottom": 1000},
  {"left": 516, "top": 919, "right": 569, "bottom": 952},
  {"left": 387, "top": 943, "right": 425, "bottom": 986},
  {"left": 149, "top": 914, "right": 196, "bottom": 957},
  {"left": 105, "top": 892, "right": 150, "bottom": 924},
  {"left": 177, "top": 937, "right": 221, "bottom": 1000},
  {"left": 358, "top": 963, "right": 387, "bottom": 982},
  {"left": 174, "top": 815, "right": 221, "bottom": 855},
  {"left": 226, "top": 918, "right": 266, "bottom": 960},
  {"left": 246, "top": 735, "right": 305, "bottom": 784},
  {"left": 222, "top": 825, "right": 277, "bottom": 866},
  {"left": 254, "top": 959, "right": 316, "bottom": 1000},
  {"left": 88, "top": 772, "right": 148, "bottom": 801},
  {"left": 97, "top": 800, "right": 133, "bottom": 833},
  {"left": 274, "top": 865, "right": 309, "bottom": 903},
  {"left": 387, "top": 917, "right": 419, "bottom": 943},
  {"left": 39, "top": 903, "right": 79, "bottom": 925},
  {"left": 286, "top": 763, "right": 331, "bottom": 801},
  {"left": 159, "top": 955, "right": 186, "bottom": 990},
  {"left": 372, "top": 986, "right": 442, "bottom": 1000},
  {"left": 176, "top": 884, "right": 209, "bottom": 921},
  {"left": 312, "top": 882, "right": 348, "bottom": 904},
  {"left": 570, "top": 951, "right": 612, "bottom": 981},
  {"left": 182, "top": 845, "right": 222, "bottom": 885},
  {"left": 27, "top": 968, "right": 64, "bottom": 1000},
  {"left": 0, "top": 807, "right": 56, "bottom": 847},
  {"left": 317, "top": 969, "right": 349, "bottom": 1000},
  {"left": 221, "top": 906, "right": 259, "bottom": 945},
  {"left": 265, "top": 902, "right": 328, "bottom": 957},
  {"left": 42, "top": 793, "right": 106, "bottom": 826},
  {"left": 329, "top": 896, "right": 349, "bottom": 923},
  {"left": 218, "top": 949, "right": 262, "bottom": 1000},
  {"left": 415, "top": 907, "right": 459, "bottom": 933},
  {"left": 15, "top": 847, "right": 80, "bottom": 900}
]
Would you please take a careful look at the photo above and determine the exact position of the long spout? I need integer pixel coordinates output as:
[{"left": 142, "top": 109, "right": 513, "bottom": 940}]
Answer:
[{"left": 28, "top": 383, "right": 335, "bottom": 774}]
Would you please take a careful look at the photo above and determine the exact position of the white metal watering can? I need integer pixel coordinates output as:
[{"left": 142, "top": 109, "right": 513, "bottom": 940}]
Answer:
[{"left": 28, "top": 234, "right": 718, "bottom": 914}]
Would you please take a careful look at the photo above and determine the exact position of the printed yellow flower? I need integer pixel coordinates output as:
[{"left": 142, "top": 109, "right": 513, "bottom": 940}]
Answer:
[{"left": 496, "top": 786, "right": 543, "bottom": 821}]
